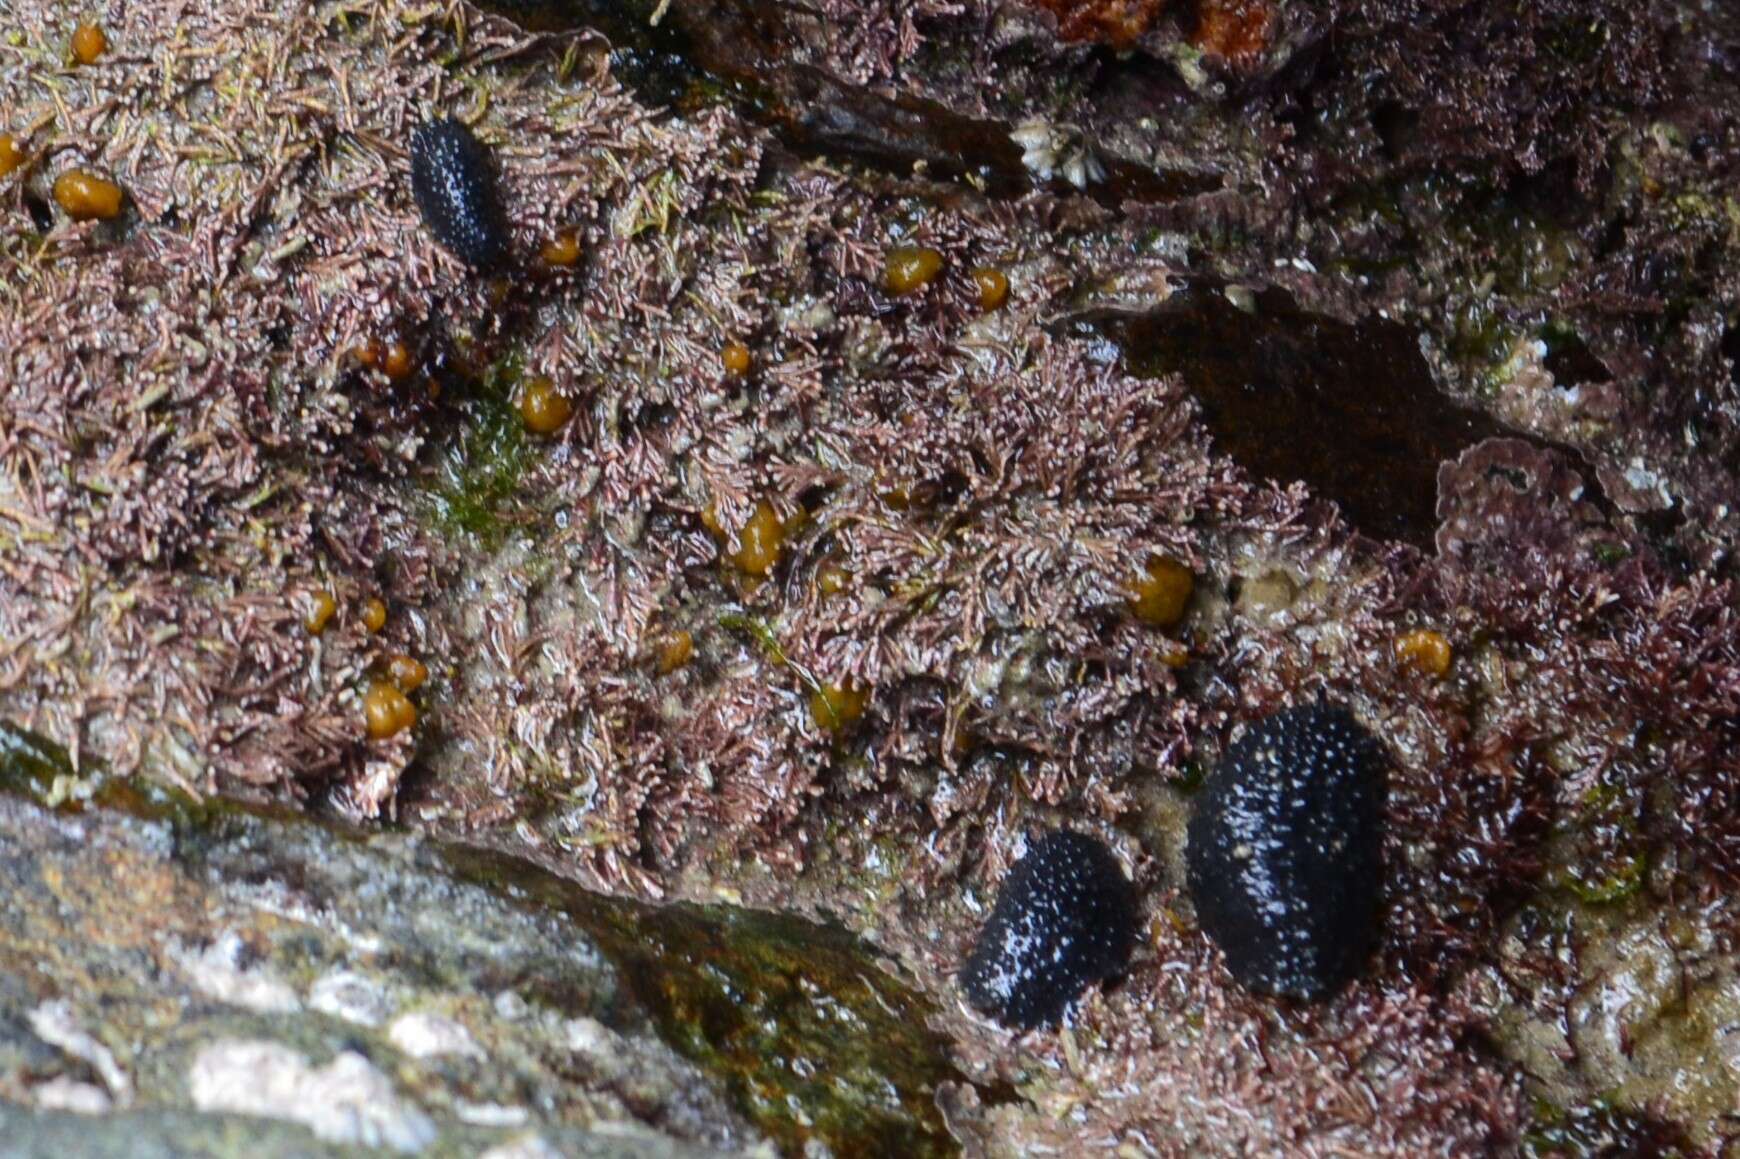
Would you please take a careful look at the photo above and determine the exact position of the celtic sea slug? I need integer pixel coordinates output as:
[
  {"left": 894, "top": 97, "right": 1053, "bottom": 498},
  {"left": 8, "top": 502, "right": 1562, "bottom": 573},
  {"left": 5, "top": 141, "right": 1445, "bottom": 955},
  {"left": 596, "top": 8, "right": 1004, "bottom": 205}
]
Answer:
[
  {"left": 410, "top": 117, "right": 509, "bottom": 270},
  {"left": 960, "top": 831, "right": 1137, "bottom": 1029},
  {"left": 1186, "top": 702, "right": 1386, "bottom": 999}
]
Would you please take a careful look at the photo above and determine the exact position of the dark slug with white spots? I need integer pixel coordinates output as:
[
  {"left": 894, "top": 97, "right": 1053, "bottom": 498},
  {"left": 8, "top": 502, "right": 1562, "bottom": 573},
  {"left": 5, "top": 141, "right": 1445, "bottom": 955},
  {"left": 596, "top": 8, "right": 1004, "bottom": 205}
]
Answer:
[
  {"left": 410, "top": 116, "right": 509, "bottom": 270},
  {"left": 1186, "top": 702, "right": 1387, "bottom": 1000},
  {"left": 959, "top": 831, "right": 1137, "bottom": 1030}
]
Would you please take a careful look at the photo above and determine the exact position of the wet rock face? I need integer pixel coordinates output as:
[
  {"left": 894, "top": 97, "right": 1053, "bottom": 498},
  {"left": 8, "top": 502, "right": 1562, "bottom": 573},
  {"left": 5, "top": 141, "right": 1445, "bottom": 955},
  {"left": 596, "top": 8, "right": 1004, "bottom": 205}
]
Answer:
[
  {"left": 1187, "top": 703, "right": 1386, "bottom": 1000},
  {"left": 410, "top": 117, "right": 509, "bottom": 269},
  {"left": 960, "top": 831, "right": 1138, "bottom": 1030},
  {"left": 0, "top": 724, "right": 962, "bottom": 1158}
]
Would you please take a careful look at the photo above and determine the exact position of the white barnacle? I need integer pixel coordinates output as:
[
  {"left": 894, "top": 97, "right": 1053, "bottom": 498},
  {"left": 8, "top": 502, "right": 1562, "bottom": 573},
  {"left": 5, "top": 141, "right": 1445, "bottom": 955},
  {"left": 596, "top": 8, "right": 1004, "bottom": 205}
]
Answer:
[{"left": 1010, "top": 120, "right": 1106, "bottom": 190}]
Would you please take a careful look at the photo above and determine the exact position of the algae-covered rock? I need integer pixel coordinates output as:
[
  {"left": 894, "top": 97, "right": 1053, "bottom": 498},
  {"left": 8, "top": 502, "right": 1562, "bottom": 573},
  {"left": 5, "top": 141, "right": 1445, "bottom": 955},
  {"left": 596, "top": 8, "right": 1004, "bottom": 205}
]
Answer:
[{"left": 0, "top": 723, "right": 959, "bottom": 1157}]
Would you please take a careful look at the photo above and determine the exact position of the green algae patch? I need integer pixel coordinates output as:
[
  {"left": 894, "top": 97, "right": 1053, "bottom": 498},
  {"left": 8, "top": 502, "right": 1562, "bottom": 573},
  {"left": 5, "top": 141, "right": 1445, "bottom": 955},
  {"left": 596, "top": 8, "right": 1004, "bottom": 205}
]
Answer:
[
  {"left": 0, "top": 721, "right": 74, "bottom": 799},
  {"left": 1522, "top": 1096, "right": 1688, "bottom": 1157},
  {"left": 441, "top": 844, "right": 964, "bottom": 1158},
  {"left": 0, "top": 720, "right": 219, "bottom": 828},
  {"left": 424, "top": 352, "right": 532, "bottom": 546}
]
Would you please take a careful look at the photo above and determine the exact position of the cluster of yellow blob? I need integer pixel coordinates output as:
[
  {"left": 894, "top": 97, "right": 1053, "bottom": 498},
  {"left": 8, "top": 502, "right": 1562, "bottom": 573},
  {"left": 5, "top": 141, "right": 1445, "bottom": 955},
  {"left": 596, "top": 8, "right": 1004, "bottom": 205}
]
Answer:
[
  {"left": 538, "top": 230, "right": 582, "bottom": 268},
  {"left": 364, "top": 681, "right": 417, "bottom": 740},
  {"left": 0, "top": 135, "right": 23, "bottom": 180},
  {"left": 53, "top": 169, "right": 125, "bottom": 221},
  {"left": 1127, "top": 555, "right": 1194, "bottom": 629},
  {"left": 365, "top": 645, "right": 428, "bottom": 740},
  {"left": 0, "top": 25, "right": 128, "bottom": 222},
  {"left": 361, "top": 597, "right": 389, "bottom": 633},
  {"left": 348, "top": 337, "right": 418, "bottom": 382},
  {"left": 302, "top": 590, "right": 339, "bottom": 635},
  {"left": 299, "top": 590, "right": 433, "bottom": 740},
  {"left": 884, "top": 246, "right": 944, "bottom": 296},
  {"left": 704, "top": 500, "right": 799, "bottom": 581},
  {"left": 720, "top": 340, "right": 752, "bottom": 377},
  {"left": 809, "top": 682, "right": 868, "bottom": 734},
  {"left": 883, "top": 246, "right": 1011, "bottom": 312},
  {"left": 71, "top": 22, "right": 108, "bottom": 65},
  {"left": 655, "top": 630, "right": 695, "bottom": 675}
]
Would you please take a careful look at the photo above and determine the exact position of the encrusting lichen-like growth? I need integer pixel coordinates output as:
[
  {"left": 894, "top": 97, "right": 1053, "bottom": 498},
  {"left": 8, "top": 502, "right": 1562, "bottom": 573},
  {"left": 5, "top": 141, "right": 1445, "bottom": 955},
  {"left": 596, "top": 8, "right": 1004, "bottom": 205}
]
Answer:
[{"left": 4, "top": 0, "right": 1740, "bottom": 1151}]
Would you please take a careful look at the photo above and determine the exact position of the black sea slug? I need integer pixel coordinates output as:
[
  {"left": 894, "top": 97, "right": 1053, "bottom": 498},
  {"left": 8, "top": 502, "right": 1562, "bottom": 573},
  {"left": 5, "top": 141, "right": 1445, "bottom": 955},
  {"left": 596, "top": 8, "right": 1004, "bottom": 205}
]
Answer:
[
  {"left": 1186, "top": 702, "right": 1386, "bottom": 1000},
  {"left": 960, "top": 831, "right": 1137, "bottom": 1029},
  {"left": 410, "top": 117, "right": 509, "bottom": 269}
]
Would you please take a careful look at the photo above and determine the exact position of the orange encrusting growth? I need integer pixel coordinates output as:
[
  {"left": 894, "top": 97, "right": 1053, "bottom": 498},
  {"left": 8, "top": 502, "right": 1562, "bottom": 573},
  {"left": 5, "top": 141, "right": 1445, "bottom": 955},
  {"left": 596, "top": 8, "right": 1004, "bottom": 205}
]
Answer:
[
  {"left": 1031, "top": 0, "right": 1165, "bottom": 49},
  {"left": 1192, "top": 0, "right": 1275, "bottom": 64},
  {"left": 721, "top": 341, "right": 752, "bottom": 376}
]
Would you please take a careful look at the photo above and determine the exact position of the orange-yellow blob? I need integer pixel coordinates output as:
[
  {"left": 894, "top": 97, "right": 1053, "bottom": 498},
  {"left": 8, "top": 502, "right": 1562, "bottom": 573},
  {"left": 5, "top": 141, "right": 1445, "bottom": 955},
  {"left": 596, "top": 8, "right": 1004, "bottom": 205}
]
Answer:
[
  {"left": 655, "top": 630, "right": 694, "bottom": 675},
  {"left": 721, "top": 341, "right": 752, "bottom": 377},
  {"left": 1128, "top": 555, "right": 1194, "bottom": 629},
  {"left": 71, "top": 22, "right": 108, "bottom": 65},
  {"left": 539, "top": 230, "right": 582, "bottom": 268},
  {"left": 1394, "top": 629, "right": 1453, "bottom": 678},
  {"left": 385, "top": 653, "right": 428, "bottom": 692},
  {"left": 726, "top": 501, "right": 788, "bottom": 578},
  {"left": 303, "top": 590, "right": 337, "bottom": 635},
  {"left": 348, "top": 339, "right": 382, "bottom": 369},
  {"left": 361, "top": 597, "right": 388, "bottom": 633},
  {"left": 0, "top": 135, "right": 24, "bottom": 180},
  {"left": 810, "top": 682, "right": 868, "bottom": 733},
  {"left": 885, "top": 246, "right": 944, "bottom": 296},
  {"left": 364, "top": 680, "right": 416, "bottom": 739},
  {"left": 972, "top": 267, "right": 1010, "bottom": 312},
  {"left": 381, "top": 341, "right": 415, "bottom": 382},
  {"left": 53, "top": 169, "right": 124, "bottom": 221},
  {"left": 519, "top": 376, "right": 573, "bottom": 435},
  {"left": 816, "top": 561, "right": 850, "bottom": 597}
]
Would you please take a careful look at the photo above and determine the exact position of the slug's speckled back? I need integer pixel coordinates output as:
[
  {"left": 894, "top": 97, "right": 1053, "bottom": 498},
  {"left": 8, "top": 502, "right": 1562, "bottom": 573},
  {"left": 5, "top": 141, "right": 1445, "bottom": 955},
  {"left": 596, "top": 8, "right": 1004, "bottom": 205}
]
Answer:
[
  {"left": 960, "top": 831, "right": 1137, "bottom": 1030},
  {"left": 410, "top": 117, "right": 509, "bottom": 270},
  {"left": 1186, "top": 702, "right": 1387, "bottom": 1000}
]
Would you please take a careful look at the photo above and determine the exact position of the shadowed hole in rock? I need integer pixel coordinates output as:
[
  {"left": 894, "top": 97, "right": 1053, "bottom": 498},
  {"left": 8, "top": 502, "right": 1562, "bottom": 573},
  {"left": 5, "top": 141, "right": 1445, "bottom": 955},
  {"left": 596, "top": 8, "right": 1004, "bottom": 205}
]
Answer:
[{"left": 1078, "top": 287, "right": 1508, "bottom": 547}]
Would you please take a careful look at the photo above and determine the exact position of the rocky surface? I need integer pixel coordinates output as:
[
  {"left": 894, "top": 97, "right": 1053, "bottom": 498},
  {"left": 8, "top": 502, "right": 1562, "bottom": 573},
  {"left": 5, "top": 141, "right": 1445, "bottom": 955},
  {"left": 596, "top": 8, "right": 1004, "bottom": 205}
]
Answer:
[
  {"left": 0, "top": 725, "right": 958, "bottom": 1155},
  {"left": 3, "top": 0, "right": 1740, "bottom": 1153}
]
